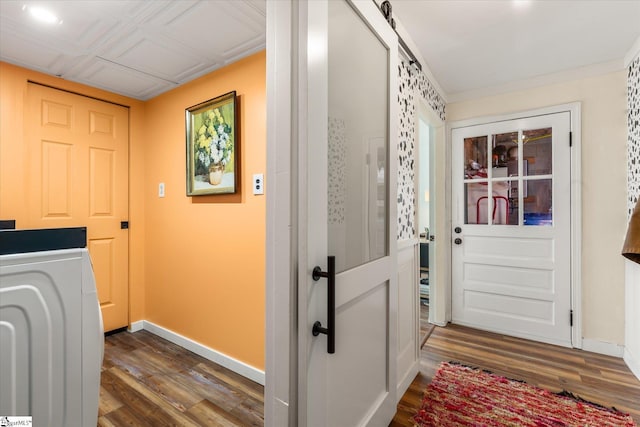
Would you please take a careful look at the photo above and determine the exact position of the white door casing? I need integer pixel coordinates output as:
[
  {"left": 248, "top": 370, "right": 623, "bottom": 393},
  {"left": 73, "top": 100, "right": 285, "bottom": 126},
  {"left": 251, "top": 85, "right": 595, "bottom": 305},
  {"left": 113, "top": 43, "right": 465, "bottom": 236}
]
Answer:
[
  {"left": 451, "top": 110, "right": 575, "bottom": 348},
  {"left": 299, "top": 1, "right": 399, "bottom": 426}
]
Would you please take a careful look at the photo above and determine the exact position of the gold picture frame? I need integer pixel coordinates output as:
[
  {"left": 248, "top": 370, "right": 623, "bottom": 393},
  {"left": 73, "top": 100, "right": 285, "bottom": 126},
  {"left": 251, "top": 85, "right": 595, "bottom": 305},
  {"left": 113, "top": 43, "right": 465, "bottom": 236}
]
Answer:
[{"left": 186, "top": 91, "right": 237, "bottom": 195}]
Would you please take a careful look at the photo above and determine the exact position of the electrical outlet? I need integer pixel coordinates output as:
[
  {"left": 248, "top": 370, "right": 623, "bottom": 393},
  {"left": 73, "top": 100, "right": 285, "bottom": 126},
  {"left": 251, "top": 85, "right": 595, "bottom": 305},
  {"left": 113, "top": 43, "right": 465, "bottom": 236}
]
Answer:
[
  {"left": 253, "top": 174, "right": 264, "bottom": 195},
  {"left": 158, "top": 182, "right": 165, "bottom": 198}
]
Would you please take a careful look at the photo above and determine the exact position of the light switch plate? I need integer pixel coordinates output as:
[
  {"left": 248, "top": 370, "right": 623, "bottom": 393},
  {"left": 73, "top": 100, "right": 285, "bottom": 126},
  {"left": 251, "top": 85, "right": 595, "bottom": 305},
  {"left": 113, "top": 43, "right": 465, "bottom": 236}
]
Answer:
[
  {"left": 158, "top": 183, "right": 165, "bottom": 198},
  {"left": 253, "top": 174, "right": 264, "bottom": 195}
]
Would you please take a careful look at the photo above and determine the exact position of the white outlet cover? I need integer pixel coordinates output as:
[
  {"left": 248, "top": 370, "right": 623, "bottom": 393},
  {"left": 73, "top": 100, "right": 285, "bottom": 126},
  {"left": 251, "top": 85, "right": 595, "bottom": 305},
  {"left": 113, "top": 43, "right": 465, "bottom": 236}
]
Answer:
[
  {"left": 253, "top": 174, "right": 264, "bottom": 195},
  {"left": 159, "top": 182, "right": 165, "bottom": 197}
]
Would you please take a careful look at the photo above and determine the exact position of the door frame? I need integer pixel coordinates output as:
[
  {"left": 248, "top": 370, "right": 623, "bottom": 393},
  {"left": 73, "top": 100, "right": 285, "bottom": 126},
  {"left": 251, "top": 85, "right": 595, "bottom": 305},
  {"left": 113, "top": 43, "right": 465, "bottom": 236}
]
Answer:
[
  {"left": 265, "top": 1, "right": 400, "bottom": 425},
  {"left": 265, "top": 1, "right": 297, "bottom": 426},
  {"left": 416, "top": 100, "right": 447, "bottom": 327},
  {"left": 445, "top": 103, "right": 582, "bottom": 348}
]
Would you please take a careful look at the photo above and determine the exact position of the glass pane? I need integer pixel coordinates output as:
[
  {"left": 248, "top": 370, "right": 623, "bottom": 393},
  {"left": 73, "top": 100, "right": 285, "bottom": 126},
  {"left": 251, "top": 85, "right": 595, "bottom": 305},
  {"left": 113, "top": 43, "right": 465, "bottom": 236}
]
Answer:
[
  {"left": 464, "top": 136, "right": 487, "bottom": 179},
  {"left": 524, "top": 179, "right": 553, "bottom": 226},
  {"left": 328, "top": 0, "right": 388, "bottom": 273},
  {"left": 490, "top": 132, "right": 518, "bottom": 225},
  {"left": 492, "top": 132, "right": 518, "bottom": 169},
  {"left": 492, "top": 181, "right": 511, "bottom": 225},
  {"left": 506, "top": 180, "right": 520, "bottom": 225},
  {"left": 464, "top": 183, "right": 488, "bottom": 224},
  {"left": 523, "top": 128, "right": 552, "bottom": 176}
]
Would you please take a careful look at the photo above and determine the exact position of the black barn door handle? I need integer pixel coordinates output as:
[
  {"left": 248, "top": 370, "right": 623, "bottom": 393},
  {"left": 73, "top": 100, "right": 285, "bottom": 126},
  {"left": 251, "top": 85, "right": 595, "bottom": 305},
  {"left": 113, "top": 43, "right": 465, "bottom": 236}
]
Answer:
[{"left": 312, "top": 256, "right": 335, "bottom": 354}]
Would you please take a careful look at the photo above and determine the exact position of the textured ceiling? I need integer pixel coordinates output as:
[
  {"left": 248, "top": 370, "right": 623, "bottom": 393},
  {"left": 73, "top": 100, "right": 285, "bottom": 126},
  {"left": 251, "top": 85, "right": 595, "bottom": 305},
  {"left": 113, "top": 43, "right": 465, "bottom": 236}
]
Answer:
[
  {"left": 1, "top": 1, "right": 639, "bottom": 102},
  {"left": 0, "top": 0, "right": 266, "bottom": 100}
]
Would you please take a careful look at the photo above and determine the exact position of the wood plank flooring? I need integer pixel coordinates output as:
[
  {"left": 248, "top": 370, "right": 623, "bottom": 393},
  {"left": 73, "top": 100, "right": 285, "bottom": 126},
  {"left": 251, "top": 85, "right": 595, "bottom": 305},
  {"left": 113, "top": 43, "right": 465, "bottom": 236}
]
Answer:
[
  {"left": 420, "top": 300, "right": 435, "bottom": 347},
  {"left": 98, "top": 330, "right": 264, "bottom": 426},
  {"left": 98, "top": 325, "right": 639, "bottom": 426},
  {"left": 391, "top": 324, "right": 640, "bottom": 426}
]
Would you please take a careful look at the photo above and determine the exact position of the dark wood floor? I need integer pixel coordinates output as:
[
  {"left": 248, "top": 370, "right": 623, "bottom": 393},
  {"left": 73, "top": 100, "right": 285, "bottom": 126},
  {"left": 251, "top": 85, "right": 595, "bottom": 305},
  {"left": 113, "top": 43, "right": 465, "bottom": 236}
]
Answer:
[
  {"left": 98, "top": 330, "right": 264, "bottom": 426},
  {"left": 391, "top": 324, "right": 640, "bottom": 426},
  {"left": 420, "top": 299, "right": 435, "bottom": 347},
  {"left": 98, "top": 324, "right": 640, "bottom": 427}
]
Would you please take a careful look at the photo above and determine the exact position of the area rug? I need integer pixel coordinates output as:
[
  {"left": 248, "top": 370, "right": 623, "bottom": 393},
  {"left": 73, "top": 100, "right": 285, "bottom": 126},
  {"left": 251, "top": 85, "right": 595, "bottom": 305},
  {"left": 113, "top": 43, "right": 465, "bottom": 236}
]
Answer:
[{"left": 413, "top": 361, "right": 637, "bottom": 427}]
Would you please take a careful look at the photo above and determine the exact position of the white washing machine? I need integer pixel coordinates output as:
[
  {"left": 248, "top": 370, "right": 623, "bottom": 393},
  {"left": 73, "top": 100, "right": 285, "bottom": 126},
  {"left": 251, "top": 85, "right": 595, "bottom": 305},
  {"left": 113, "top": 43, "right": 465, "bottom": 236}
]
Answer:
[{"left": 0, "top": 227, "right": 104, "bottom": 426}]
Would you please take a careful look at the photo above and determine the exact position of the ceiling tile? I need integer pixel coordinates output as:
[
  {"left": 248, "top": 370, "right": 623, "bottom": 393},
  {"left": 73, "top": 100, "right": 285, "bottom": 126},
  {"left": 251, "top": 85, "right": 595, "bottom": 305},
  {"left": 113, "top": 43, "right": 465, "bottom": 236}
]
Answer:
[{"left": 69, "top": 57, "right": 173, "bottom": 100}]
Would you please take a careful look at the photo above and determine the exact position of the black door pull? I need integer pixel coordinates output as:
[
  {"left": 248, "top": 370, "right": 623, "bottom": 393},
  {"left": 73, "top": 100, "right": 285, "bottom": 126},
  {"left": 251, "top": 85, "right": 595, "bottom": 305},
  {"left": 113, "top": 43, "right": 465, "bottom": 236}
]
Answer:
[{"left": 312, "top": 256, "right": 335, "bottom": 354}]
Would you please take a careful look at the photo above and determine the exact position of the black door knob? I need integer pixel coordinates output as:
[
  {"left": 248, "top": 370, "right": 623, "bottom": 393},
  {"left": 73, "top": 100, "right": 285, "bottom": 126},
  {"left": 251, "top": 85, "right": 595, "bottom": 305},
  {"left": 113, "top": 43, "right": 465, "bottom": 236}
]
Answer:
[
  {"left": 454, "top": 238, "right": 462, "bottom": 245},
  {"left": 454, "top": 227, "right": 462, "bottom": 234}
]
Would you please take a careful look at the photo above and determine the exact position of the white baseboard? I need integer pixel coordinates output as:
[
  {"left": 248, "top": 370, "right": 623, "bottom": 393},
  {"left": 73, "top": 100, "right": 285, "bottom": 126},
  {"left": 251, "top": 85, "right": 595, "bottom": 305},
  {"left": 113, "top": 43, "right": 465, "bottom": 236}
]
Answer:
[
  {"left": 128, "top": 320, "right": 144, "bottom": 333},
  {"left": 129, "top": 320, "right": 265, "bottom": 386},
  {"left": 581, "top": 338, "right": 624, "bottom": 358},
  {"left": 624, "top": 348, "right": 640, "bottom": 381}
]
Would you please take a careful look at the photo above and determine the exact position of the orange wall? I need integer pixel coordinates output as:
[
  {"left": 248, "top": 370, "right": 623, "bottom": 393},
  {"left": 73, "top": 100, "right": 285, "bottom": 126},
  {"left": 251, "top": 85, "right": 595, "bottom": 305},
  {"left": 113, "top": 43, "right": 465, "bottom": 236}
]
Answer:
[
  {"left": 142, "top": 52, "right": 266, "bottom": 370},
  {"left": 0, "top": 61, "right": 147, "bottom": 324},
  {"left": 0, "top": 51, "right": 266, "bottom": 371}
]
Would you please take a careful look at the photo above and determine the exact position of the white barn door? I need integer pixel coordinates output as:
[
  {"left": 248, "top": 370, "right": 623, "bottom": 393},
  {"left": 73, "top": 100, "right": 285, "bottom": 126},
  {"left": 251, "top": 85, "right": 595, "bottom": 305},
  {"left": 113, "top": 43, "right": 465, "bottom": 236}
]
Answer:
[{"left": 299, "top": 1, "right": 399, "bottom": 426}]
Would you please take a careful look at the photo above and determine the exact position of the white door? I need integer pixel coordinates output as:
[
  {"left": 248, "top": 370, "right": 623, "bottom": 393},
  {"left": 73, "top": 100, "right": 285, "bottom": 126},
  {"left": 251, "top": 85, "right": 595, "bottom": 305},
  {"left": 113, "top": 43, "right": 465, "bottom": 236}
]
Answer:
[
  {"left": 300, "top": 1, "right": 398, "bottom": 426},
  {"left": 451, "top": 112, "right": 573, "bottom": 347}
]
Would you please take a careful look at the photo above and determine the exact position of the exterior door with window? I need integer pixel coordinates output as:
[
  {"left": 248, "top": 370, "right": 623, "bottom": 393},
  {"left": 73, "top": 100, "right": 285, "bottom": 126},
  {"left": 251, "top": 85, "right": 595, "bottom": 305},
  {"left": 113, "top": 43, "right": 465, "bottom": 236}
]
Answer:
[
  {"left": 300, "top": 1, "right": 399, "bottom": 425},
  {"left": 451, "top": 112, "right": 572, "bottom": 347}
]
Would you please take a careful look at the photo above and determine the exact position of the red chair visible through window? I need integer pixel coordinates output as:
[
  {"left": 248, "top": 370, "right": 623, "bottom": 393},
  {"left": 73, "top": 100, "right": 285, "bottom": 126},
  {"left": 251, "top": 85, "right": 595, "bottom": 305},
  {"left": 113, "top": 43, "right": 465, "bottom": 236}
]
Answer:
[{"left": 476, "top": 196, "right": 509, "bottom": 224}]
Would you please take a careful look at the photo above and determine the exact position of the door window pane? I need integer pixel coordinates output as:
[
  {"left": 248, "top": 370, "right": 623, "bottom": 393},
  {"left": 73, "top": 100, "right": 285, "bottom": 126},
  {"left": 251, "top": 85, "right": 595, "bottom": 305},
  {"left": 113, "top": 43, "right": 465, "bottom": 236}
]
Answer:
[
  {"left": 465, "top": 182, "right": 488, "bottom": 224},
  {"left": 491, "top": 132, "right": 517, "bottom": 225},
  {"left": 506, "top": 179, "right": 520, "bottom": 225},
  {"left": 523, "top": 128, "right": 552, "bottom": 176},
  {"left": 524, "top": 179, "right": 553, "bottom": 226},
  {"left": 492, "top": 132, "right": 518, "bottom": 169},
  {"left": 328, "top": 0, "right": 388, "bottom": 273},
  {"left": 464, "top": 136, "right": 487, "bottom": 179}
]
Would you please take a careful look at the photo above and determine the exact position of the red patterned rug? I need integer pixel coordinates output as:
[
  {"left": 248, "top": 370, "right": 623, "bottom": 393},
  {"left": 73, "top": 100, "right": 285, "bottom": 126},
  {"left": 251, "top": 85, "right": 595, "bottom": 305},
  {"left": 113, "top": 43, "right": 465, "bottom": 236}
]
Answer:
[{"left": 414, "top": 362, "right": 637, "bottom": 427}]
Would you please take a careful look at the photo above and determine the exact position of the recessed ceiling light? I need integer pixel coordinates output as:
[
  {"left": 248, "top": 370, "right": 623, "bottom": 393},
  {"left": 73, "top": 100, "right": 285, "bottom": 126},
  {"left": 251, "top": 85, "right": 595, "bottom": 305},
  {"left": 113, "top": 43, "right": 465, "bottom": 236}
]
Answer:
[
  {"left": 22, "top": 4, "right": 62, "bottom": 25},
  {"left": 512, "top": 0, "right": 532, "bottom": 9},
  {"left": 513, "top": 0, "right": 532, "bottom": 8}
]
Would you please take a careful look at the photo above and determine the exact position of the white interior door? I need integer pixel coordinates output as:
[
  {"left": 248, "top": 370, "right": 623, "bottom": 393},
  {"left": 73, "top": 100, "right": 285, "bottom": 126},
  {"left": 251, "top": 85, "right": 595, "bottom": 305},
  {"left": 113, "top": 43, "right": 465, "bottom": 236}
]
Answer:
[
  {"left": 300, "top": 1, "right": 398, "bottom": 426},
  {"left": 451, "top": 112, "right": 572, "bottom": 347}
]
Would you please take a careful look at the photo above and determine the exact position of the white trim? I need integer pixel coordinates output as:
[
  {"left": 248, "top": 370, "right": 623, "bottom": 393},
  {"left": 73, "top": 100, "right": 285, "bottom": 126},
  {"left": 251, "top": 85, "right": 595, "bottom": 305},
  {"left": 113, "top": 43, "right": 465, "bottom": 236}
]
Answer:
[
  {"left": 266, "top": 0, "right": 296, "bottom": 425},
  {"left": 396, "top": 360, "right": 418, "bottom": 403},
  {"left": 625, "top": 260, "right": 640, "bottom": 382},
  {"left": 397, "top": 237, "right": 419, "bottom": 250},
  {"left": 448, "top": 60, "right": 623, "bottom": 103},
  {"left": 416, "top": 100, "right": 447, "bottom": 327},
  {"left": 568, "top": 104, "right": 583, "bottom": 349},
  {"left": 581, "top": 338, "right": 624, "bottom": 358},
  {"left": 128, "top": 320, "right": 144, "bottom": 333},
  {"left": 139, "top": 321, "right": 265, "bottom": 385},
  {"left": 624, "top": 35, "right": 640, "bottom": 68},
  {"left": 447, "top": 102, "right": 583, "bottom": 349},
  {"left": 396, "top": 243, "right": 420, "bottom": 402},
  {"left": 624, "top": 348, "right": 640, "bottom": 381}
]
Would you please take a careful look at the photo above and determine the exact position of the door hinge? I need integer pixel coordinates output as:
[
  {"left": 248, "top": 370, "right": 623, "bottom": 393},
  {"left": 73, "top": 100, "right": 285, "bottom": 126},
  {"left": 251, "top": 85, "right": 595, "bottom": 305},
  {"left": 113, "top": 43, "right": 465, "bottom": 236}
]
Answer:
[
  {"left": 570, "top": 309, "right": 573, "bottom": 327},
  {"left": 569, "top": 131, "right": 572, "bottom": 147}
]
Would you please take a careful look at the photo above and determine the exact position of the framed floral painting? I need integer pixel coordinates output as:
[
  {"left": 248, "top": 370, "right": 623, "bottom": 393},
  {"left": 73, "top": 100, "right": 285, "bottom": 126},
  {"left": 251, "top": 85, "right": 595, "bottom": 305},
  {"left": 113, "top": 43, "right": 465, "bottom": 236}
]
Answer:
[{"left": 186, "top": 91, "right": 237, "bottom": 195}]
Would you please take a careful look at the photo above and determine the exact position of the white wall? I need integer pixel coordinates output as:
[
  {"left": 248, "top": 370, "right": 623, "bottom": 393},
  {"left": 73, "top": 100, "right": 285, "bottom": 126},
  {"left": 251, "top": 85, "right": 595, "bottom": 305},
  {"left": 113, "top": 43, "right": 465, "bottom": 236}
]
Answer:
[{"left": 448, "top": 70, "right": 628, "bottom": 346}]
